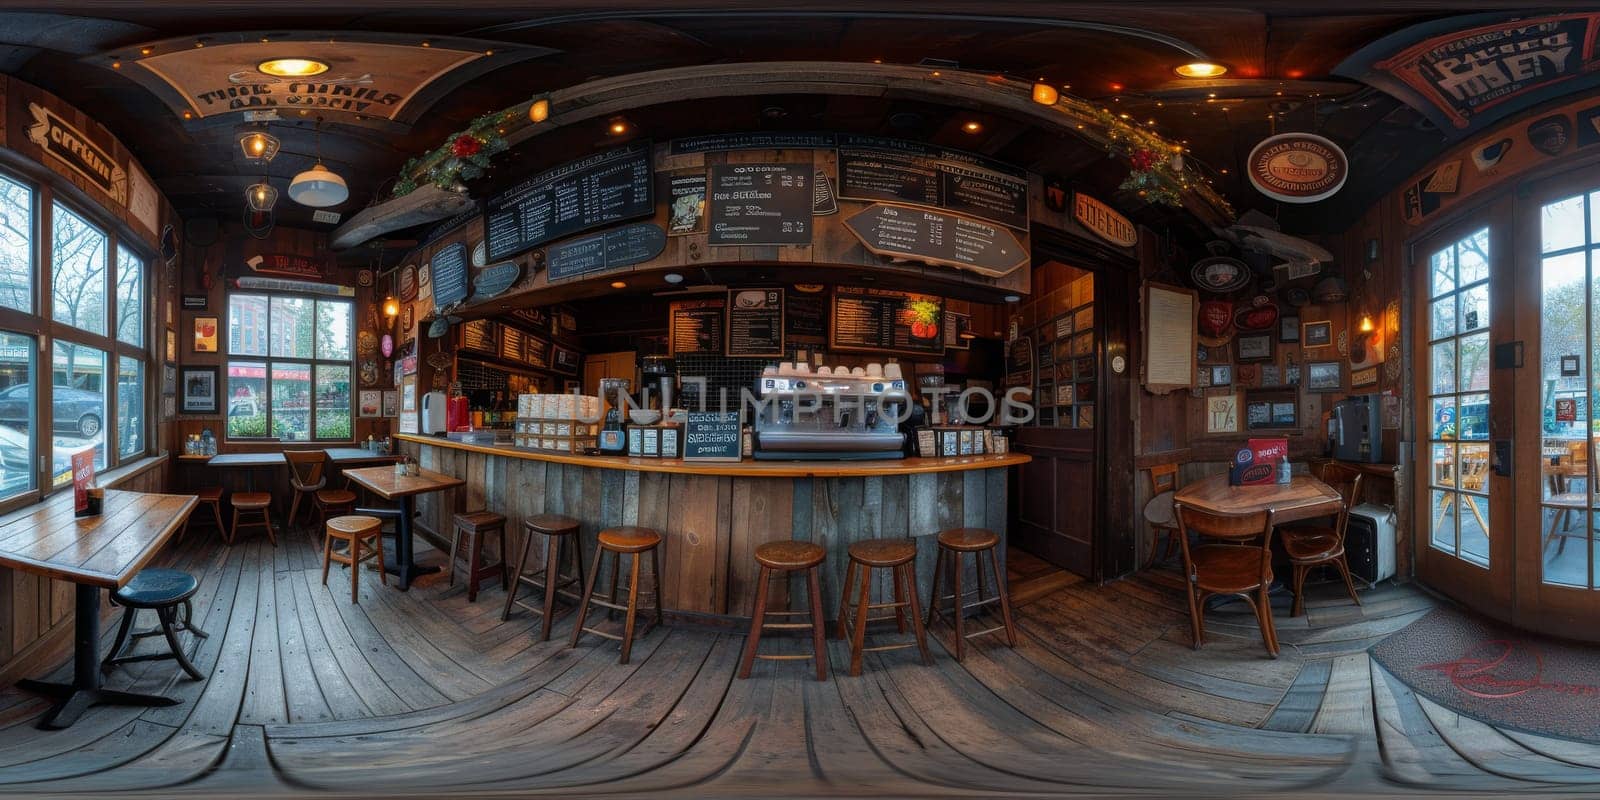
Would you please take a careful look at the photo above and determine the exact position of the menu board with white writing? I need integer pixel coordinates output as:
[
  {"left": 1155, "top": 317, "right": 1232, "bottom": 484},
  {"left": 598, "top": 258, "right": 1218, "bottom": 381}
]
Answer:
[
  {"left": 830, "top": 287, "right": 945, "bottom": 355},
  {"left": 669, "top": 299, "right": 726, "bottom": 356},
  {"left": 726, "top": 288, "right": 784, "bottom": 357},
  {"left": 500, "top": 329, "right": 523, "bottom": 362},
  {"left": 838, "top": 135, "right": 1029, "bottom": 230},
  {"left": 483, "top": 142, "right": 653, "bottom": 262},
  {"left": 461, "top": 318, "right": 496, "bottom": 355},
  {"left": 707, "top": 162, "right": 813, "bottom": 245},
  {"left": 521, "top": 333, "right": 550, "bottom": 369}
]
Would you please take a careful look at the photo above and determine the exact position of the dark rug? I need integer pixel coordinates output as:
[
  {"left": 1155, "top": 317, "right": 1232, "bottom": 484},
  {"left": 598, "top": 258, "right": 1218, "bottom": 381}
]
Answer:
[{"left": 1370, "top": 606, "right": 1600, "bottom": 743}]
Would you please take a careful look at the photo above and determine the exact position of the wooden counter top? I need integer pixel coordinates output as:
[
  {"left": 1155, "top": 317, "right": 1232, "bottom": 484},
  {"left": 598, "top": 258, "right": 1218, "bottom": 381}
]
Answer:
[{"left": 396, "top": 433, "right": 1029, "bottom": 477}]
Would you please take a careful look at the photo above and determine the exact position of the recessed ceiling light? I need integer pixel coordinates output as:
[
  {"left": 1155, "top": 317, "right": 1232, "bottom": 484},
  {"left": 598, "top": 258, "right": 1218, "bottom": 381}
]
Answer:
[
  {"left": 258, "top": 58, "right": 329, "bottom": 78},
  {"left": 1003, "top": 294, "right": 1021, "bottom": 303},
  {"left": 528, "top": 98, "right": 550, "bottom": 123},
  {"left": 607, "top": 117, "right": 630, "bottom": 136},
  {"left": 962, "top": 121, "right": 982, "bottom": 133},
  {"left": 1175, "top": 62, "right": 1228, "bottom": 79},
  {"left": 610, "top": 280, "right": 627, "bottom": 289},
  {"left": 664, "top": 273, "right": 684, "bottom": 284}
]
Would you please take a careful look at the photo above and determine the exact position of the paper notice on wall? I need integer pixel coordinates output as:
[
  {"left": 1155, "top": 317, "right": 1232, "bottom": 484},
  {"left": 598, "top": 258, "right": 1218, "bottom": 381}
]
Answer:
[{"left": 1144, "top": 284, "right": 1196, "bottom": 392}]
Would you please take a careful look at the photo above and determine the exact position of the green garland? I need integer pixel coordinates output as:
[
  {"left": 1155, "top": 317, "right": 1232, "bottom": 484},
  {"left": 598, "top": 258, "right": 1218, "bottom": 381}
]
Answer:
[{"left": 391, "top": 109, "right": 516, "bottom": 198}]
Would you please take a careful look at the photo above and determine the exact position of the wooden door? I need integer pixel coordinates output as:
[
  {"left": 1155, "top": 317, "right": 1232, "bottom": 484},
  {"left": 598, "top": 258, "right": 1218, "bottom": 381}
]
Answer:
[
  {"left": 1013, "top": 426, "right": 1097, "bottom": 576},
  {"left": 581, "top": 351, "right": 637, "bottom": 396}
]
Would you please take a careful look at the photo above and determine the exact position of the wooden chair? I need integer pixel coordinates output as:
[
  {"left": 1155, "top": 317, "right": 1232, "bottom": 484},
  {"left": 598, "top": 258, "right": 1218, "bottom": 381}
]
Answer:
[
  {"left": 448, "top": 511, "right": 509, "bottom": 602},
  {"left": 1143, "top": 463, "right": 1181, "bottom": 567},
  {"left": 503, "top": 514, "right": 585, "bottom": 642},
  {"left": 1174, "top": 503, "right": 1279, "bottom": 657},
  {"left": 285, "top": 450, "right": 356, "bottom": 533},
  {"left": 175, "top": 487, "right": 227, "bottom": 546},
  {"left": 1434, "top": 453, "right": 1491, "bottom": 541},
  {"left": 1545, "top": 438, "right": 1596, "bottom": 557},
  {"left": 925, "top": 528, "right": 1016, "bottom": 661},
  {"left": 836, "top": 538, "right": 933, "bottom": 676},
  {"left": 571, "top": 527, "right": 664, "bottom": 664},
  {"left": 738, "top": 540, "right": 829, "bottom": 681},
  {"left": 322, "top": 515, "right": 387, "bottom": 603},
  {"left": 1279, "top": 463, "right": 1362, "bottom": 617},
  {"left": 230, "top": 492, "right": 276, "bottom": 546}
]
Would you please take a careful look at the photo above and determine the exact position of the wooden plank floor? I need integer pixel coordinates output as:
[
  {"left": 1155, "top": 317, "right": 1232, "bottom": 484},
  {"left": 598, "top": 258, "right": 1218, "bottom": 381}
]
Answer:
[{"left": 0, "top": 528, "right": 1592, "bottom": 796}]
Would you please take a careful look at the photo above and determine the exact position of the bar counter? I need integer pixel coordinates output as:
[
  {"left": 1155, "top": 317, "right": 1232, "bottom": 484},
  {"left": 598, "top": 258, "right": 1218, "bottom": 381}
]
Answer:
[{"left": 395, "top": 433, "right": 1029, "bottom": 622}]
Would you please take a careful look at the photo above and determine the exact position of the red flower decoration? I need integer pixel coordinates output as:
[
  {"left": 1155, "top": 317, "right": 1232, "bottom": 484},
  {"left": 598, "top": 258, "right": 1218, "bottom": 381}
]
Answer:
[
  {"left": 1129, "top": 148, "right": 1156, "bottom": 171},
  {"left": 451, "top": 135, "right": 482, "bottom": 158}
]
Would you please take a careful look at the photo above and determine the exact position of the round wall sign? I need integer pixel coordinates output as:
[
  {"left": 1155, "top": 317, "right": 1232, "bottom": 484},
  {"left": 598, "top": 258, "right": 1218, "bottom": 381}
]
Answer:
[
  {"left": 1246, "top": 132, "right": 1348, "bottom": 203},
  {"left": 1190, "top": 256, "right": 1252, "bottom": 294},
  {"left": 399, "top": 265, "right": 418, "bottom": 301},
  {"left": 1111, "top": 355, "right": 1126, "bottom": 374}
]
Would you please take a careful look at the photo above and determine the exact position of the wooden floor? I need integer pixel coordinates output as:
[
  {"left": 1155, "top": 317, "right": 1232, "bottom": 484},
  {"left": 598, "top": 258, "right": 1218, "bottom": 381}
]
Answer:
[{"left": 0, "top": 528, "right": 1595, "bottom": 797}]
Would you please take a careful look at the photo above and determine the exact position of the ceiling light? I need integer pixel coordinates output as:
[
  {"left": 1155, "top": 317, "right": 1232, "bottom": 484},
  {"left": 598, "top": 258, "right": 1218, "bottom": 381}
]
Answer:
[
  {"left": 607, "top": 117, "right": 630, "bottom": 136},
  {"left": 1175, "top": 62, "right": 1227, "bottom": 79},
  {"left": 1031, "top": 82, "right": 1059, "bottom": 105},
  {"left": 610, "top": 280, "right": 627, "bottom": 289},
  {"left": 287, "top": 162, "right": 347, "bottom": 207},
  {"left": 1003, "top": 294, "right": 1021, "bottom": 303},
  {"left": 383, "top": 296, "right": 400, "bottom": 318},
  {"left": 528, "top": 98, "right": 550, "bottom": 123},
  {"left": 257, "top": 58, "right": 329, "bottom": 78},
  {"left": 245, "top": 181, "right": 277, "bottom": 212},
  {"left": 664, "top": 273, "right": 684, "bottom": 284},
  {"left": 962, "top": 121, "right": 982, "bottom": 133},
  {"left": 238, "top": 130, "right": 280, "bottom": 163}
]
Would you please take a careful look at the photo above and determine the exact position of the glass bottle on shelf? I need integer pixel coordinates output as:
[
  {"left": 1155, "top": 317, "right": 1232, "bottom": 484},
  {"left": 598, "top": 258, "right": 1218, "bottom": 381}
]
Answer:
[{"left": 200, "top": 427, "right": 215, "bottom": 456}]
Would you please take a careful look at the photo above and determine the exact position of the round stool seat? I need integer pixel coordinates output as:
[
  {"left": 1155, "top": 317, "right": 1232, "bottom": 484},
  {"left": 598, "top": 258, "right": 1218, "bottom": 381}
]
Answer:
[
  {"left": 847, "top": 538, "right": 916, "bottom": 567},
  {"left": 755, "top": 540, "right": 825, "bottom": 570},
  {"left": 936, "top": 528, "right": 1000, "bottom": 552},
  {"left": 1143, "top": 490, "right": 1176, "bottom": 529},
  {"left": 316, "top": 489, "right": 357, "bottom": 506},
  {"left": 327, "top": 515, "right": 382, "bottom": 537},
  {"left": 232, "top": 492, "right": 271, "bottom": 509},
  {"left": 524, "top": 514, "right": 580, "bottom": 535},
  {"left": 453, "top": 510, "right": 506, "bottom": 531},
  {"left": 114, "top": 568, "right": 199, "bottom": 608},
  {"left": 598, "top": 526, "right": 661, "bottom": 553},
  {"left": 195, "top": 487, "right": 224, "bottom": 502}
]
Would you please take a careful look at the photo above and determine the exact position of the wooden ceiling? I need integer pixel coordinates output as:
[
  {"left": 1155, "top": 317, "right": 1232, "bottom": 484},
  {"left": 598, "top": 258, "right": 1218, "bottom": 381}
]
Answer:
[{"left": 0, "top": 5, "right": 1526, "bottom": 243}]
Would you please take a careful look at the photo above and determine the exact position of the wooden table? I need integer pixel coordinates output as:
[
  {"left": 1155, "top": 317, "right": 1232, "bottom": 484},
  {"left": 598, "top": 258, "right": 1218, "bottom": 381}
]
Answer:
[
  {"left": 0, "top": 489, "right": 198, "bottom": 729},
  {"left": 198, "top": 448, "right": 399, "bottom": 491},
  {"left": 342, "top": 466, "right": 464, "bottom": 591},
  {"left": 1173, "top": 474, "right": 1344, "bottom": 526}
]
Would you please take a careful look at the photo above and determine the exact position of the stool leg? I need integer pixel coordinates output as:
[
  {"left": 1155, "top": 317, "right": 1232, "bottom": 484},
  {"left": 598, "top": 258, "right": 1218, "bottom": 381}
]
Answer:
[
  {"left": 539, "top": 535, "right": 562, "bottom": 641},
  {"left": 447, "top": 525, "right": 462, "bottom": 589},
  {"left": 210, "top": 501, "right": 226, "bottom": 538},
  {"left": 951, "top": 552, "right": 966, "bottom": 661},
  {"left": 986, "top": 547, "right": 1017, "bottom": 647},
  {"left": 891, "top": 564, "right": 908, "bottom": 633},
  {"left": 975, "top": 549, "right": 988, "bottom": 603},
  {"left": 350, "top": 534, "right": 362, "bottom": 604},
  {"left": 926, "top": 548, "right": 945, "bottom": 628},
  {"left": 737, "top": 566, "right": 772, "bottom": 679},
  {"left": 287, "top": 492, "right": 303, "bottom": 534},
  {"left": 101, "top": 607, "right": 137, "bottom": 673},
  {"left": 321, "top": 531, "right": 334, "bottom": 587},
  {"left": 849, "top": 566, "right": 871, "bottom": 676},
  {"left": 467, "top": 531, "right": 483, "bottom": 603},
  {"left": 607, "top": 555, "right": 621, "bottom": 621},
  {"left": 498, "top": 529, "right": 510, "bottom": 591},
  {"left": 807, "top": 566, "right": 828, "bottom": 681},
  {"left": 229, "top": 508, "right": 240, "bottom": 545},
  {"left": 504, "top": 526, "right": 537, "bottom": 623},
  {"left": 620, "top": 553, "right": 642, "bottom": 665},
  {"left": 570, "top": 548, "right": 605, "bottom": 649},
  {"left": 263, "top": 509, "right": 277, "bottom": 547},
  {"left": 372, "top": 530, "right": 388, "bottom": 588},
  {"left": 159, "top": 606, "right": 204, "bottom": 680},
  {"left": 649, "top": 547, "right": 664, "bottom": 627},
  {"left": 835, "top": 561, "right": 857, "bottom": 642},
  {"left": 903, "top": 562, "right": 933, "bottom": 666}
]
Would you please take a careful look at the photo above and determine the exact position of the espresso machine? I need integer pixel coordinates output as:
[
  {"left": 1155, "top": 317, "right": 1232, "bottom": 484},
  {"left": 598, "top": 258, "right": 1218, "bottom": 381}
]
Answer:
[{"left": 752, "top": 362, "right": 908, "bottom": 460}]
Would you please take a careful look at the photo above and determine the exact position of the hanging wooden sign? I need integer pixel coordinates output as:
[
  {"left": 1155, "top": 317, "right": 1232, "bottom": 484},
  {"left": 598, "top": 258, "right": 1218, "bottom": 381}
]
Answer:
[
  {"left": 245, "top": 253, "right": 324, "bottom": 279},
  {"left": 1072, "top": 193, "right": 1137, "bottom": 247},
  {"left": 25, "top": 103, "right": 127, "bottom": 204}
]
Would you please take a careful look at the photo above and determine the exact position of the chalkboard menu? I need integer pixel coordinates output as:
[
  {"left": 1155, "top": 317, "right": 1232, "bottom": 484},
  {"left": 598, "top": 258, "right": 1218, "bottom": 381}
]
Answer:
[
  {"left": 707, "top": 163, "right": 813, "bottom": 246},
  {"left": 483, "top": 142, "right": 654, "bottom": 261},
  {"left": 672, "top": 132, "right": 837, "bottom": 153},
  {"left": 843, "top": 204, "right": 1027, "bottom": 278},
  {"left": 726, "top": 288, "right": 784, "bottom": 357},
  {"left": 430, "top": 242, "right": 470, "bottom": 313},
  {"left": 551, "top": 344, "right": 580, "bottom": 374},
  {"left": 500, "top": 329, "right": 523, "bottom": 362},
  {"left": 785, "top": 292, "right": 827, "bottom": 339},
  {"left": 669, "top": 299, "right": 726, "bottom": 356},
  {"left": 838, "top": 135, "right": 1029, "bottom": 231},
  {"left": 521, "top": 333, "right": 550, "bottom": 370},
  {"left": 461, "top": 319, "right": 495, "bottom": 355},
  {"left": 830, "top": 287, "right": 945, "bottom": 355},
  {"left": 683, "top": 411, "right": 742, "bottom": 461},
  {"left": 544, "top": 223, "right": 667, "bottom": 282}
]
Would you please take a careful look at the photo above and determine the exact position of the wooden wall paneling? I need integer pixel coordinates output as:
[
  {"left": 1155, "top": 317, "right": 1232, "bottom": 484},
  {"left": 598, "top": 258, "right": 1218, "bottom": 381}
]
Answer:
[
  {"left": 908, "top": 473, "right": 939, "bottom": 606},
  {"left": 727, "top": 478, "right": 795, "bottom": 614},
  {"left": 660, "top": 474, "right": 726, "bottom": 614},
  {"left": 808, "top": 477, "right": 844, "bottom": 615},
  {"left": 634, "top": 471, "right": 670, "bottom": 612}
]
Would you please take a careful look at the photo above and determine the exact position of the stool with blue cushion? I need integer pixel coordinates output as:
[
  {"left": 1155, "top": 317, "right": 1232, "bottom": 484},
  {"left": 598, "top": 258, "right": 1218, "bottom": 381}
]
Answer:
[{"left": 101, "top": 568, "right": 207, "bottom": 680}]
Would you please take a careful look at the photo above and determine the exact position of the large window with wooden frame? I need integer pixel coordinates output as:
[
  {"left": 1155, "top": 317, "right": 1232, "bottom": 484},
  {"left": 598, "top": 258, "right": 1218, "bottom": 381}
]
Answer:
[
  {"left": 225, "top": 293, "right": 353, "bottom": 441},
  {"left": 0, "top": 170, "right": 151, "bottom": 500},
  {"left": 1425, "top": 227, "right": 1492, "bottom": 566}
]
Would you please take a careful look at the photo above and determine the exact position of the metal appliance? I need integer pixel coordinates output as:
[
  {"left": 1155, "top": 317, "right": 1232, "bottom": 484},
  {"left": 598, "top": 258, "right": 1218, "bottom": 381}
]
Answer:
[
  {"left": 1346, "top": 502, "right": 1396, "bottom": 585},
  {"left": 753, "top": 363, "right": 908, "bottom": 460},
  {"left": 641, "top": 354, "right": 676, "bottom": 411},
  {"left": 1330, "top": 393, "right": 1382, "bottom": 463},
  {"left": 420, "top": 391, "right": 448, "bottom": 435}
]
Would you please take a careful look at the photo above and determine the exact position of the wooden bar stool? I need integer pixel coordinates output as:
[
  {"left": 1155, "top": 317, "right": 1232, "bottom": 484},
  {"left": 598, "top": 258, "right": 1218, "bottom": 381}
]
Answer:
[
  {"left": 738, "top": 541, "right": 829, "bottom": 681},
  {"left": 503, "top": 514, "right": 584, "bottom": 641},
  {"left": 322, "top": 515, "right": 387, "bottom": 603},
  {"left": 314, "top": 488, "right": 358, "bottom": 532},
  {"left": 926, "top": 528, "right": 1017, "bottom": 661},
  {"left": 449, "top": 511, "right": 509, "bottom": 602},
  {"left": 102, "top": 568, "right": 208, "bottom": 680},
  {"left": 230, "top": 492, "right": 275, "bottom": 546},
  {"left": 176, "top": 487, "right": 227, "bottom": 546},
  {"left": 570, "top": 526, "right": 663, "bottom": 664},
  {"left": 836, "top": 538, "right": 932, "bottom": 676}
]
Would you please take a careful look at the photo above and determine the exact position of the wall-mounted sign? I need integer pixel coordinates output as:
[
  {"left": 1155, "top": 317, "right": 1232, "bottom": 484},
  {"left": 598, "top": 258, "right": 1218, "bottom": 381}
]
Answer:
[
  {"left": 181, "top": 294, "right": 208, "bottom": 310},
  {"left": 830, "top": 286, "right": 944, "bottom": 356},
  {"left": 545, "top": 223, "right": 666, "bottom": 282},
  {"left": 838, "top": 135, "right": 1029, "bottom": 230},
  {"left": 245, "top": 253, "right": 324, "bottom": 279},
  {"left": 667, "top": 170, "right": 706, "bottom": 235},
  {"left": 26, "top": 103, "right": 127, "bottom": 204},
  {"left": 470, "top": 261, "right": 521, "bottom": 302},
  {"left": 551, "top": 343, "right": 581, "bottom": 374},
  {"left": 683, "top": 411, "right": 743, "bottom": 462},
  {"left": 1336, "top": 13, "right": 1600, "bottom": 137},
  {"left": 483, "top": 141, "right": 653, "bottom": 262},
  {"left": 1246, "top": 133, "right": 1349, "bottom": 203},
  {"left": 669, "top": 298, "right": 726, "bottom": 356},
  {"left": 842, "top": 204, "right": 1026, "bottom": 278},
  {"left": 1072, "top": 193, "right": 1137, "bottom": 247},
  {"left": 1189, "top": 256, "right": 1252, "bottom": 294},
  {"left": 707, "top": 162, "right": 813, "bottom": 245},
  {"left": 429, "top": 243, "right": 469, "bottom": 311},
  {"left": 726, "top": 289, "right": 784, "bottom": 357}
]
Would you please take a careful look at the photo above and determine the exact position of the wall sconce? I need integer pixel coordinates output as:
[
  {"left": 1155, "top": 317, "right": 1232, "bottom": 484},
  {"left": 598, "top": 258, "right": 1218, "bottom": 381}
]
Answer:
[
  {"left": 382, "top": 295, "right": 400, "bottom": 319},
  {"left": 245, "top": 180, "right": 277, "bottom": 212},
  {"left": 1352, "top": 313, "right": 1377, "bottom": 363},
  {"left": 1031, "top": 82, "right": 1060, "bottom": 105},
  {"left": 528, "top": 98, "right": 550, "bottom": 123}
]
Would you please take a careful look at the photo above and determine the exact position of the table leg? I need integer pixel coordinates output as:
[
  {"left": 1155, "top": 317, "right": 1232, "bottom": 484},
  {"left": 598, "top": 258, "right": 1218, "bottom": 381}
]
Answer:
[
  {"left": 16, "top": 585, "right": 178, "bottom": 729},
  {"left": 377, "top": 496, "right": 440, "bottom": 591}
]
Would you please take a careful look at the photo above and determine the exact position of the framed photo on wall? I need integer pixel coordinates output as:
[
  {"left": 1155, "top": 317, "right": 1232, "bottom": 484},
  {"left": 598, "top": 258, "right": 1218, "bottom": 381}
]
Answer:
[
  {"left": 1280, "top": 315, "right": 1300, "bottom": 342},
  {"left": 162, "top": 364, "right": 177, "bottom": 395},
  {"left": 165, "top": 329, "right": 177, "bottom": 364},
  {"left": 1303, "top": 320, "right": 1333, "bottom": 348},
  {"left": 193, "top": 316, "right": 218, "bottom": 352},
  {"left": 382, "top": 390, "right": 398, "bottom": 417},
  {"left": 358, "top": 390, "right": 382, "bottom": 418},
  {"left": 1307, "top": 361, "right": 1343, "bottom": 392},
  {"left": 1236, "top": 333, "right": 1274, "bottom": 362},
  {"left": 180, "top": 367, "right": 219, "bottom": 414},
  {"left": 1210, "top": 364, "right": 1233, "bottom": 386},
  {"left": 161, "top": 395, "right": 175, "bottom": 421}
]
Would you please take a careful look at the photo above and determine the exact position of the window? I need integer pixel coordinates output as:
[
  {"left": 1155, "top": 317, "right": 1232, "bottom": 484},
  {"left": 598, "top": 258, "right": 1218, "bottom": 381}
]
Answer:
[
  {"left": 51, "top": 203, "right": 108, "bottom": 336},
  {"left": 1426, "top": 227, "right": 1491, "bottom": 567},
  {"left": 116, "top": 244, "right": 142, "bottom": 346},
  {"left": 52, "top": 341, "right": 106, "bottom": 487},
  {"left": 0, "top": 175, "right": 32, "bottom": 314},
  {"left": 0, "top": 333, "right": 35, "bottom": 497},
  {"left": 227, "top": 294, "right": 353, "bottom": 441}
]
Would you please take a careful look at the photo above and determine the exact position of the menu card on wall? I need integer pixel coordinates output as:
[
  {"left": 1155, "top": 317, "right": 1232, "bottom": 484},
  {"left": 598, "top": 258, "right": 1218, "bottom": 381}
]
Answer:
[
  {"left": 837, "top": 135, "right": 1029, "bottom": 230},
  {"left": 1143, "top": 283, "right": 1197, "bottom": 393},
  {"left": 830, "top": 287, "right": 945, "bottom": 355},
  {"left": 430, "top": 242, "right": 470, "bottom": 313},
  {"left": 785, "top": 292, "right": 827, "bottom": 339},
  {"left": 726, "top": 288, "right": 784, "bottom": 357},
  {"left": 669, "top": 299, "right": 726, "bottom": 355},
  {"left": 707, "top": 162, "right": 813, "bottom": 246},
  {"left": 461, "top": 319, "right": 496, "bottom": 355},
  {"left": 483, "top": 142, "right": 654, "bottom": 262},
  {"left": 683, "top": 411, "right": 742, "bottom": 461},
  {"left": 842, "top": 204, "right": 1027, "bottom": 278},
  {"left": 500, "top": 329, "right": 524, "bottom": 362},
  {"left": 521, "top": 333, "right": 550, "bottom": 369}
]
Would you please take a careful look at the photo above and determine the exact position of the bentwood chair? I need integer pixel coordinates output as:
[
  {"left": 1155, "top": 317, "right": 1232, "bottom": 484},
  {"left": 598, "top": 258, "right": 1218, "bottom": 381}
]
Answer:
[
  {"left": 285, "top": 450, "right": 357, "bottom": 532},
  {"left": 1278, "top": 463, "right": 1363, "bottom": 617},
  {"left": 1142, "top": 463, "right": 1181, "bottom": 567},
  {"left": 1174, "top": 503, "right": 1279, "bottom": 657},
  {"left": 1544, "top": 436, "right": 1598, "bottom": 557}
]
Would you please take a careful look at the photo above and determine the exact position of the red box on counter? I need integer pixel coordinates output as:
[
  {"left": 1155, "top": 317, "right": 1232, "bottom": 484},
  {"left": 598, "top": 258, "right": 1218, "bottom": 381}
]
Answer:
[{"left": 1229, "top": 438, "right": 1288, "bottom": 486}]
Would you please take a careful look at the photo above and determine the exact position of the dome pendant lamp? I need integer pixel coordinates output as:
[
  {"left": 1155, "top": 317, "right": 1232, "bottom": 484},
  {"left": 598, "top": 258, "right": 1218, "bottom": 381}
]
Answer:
[{"left": 288, "top": 118, "right": 348, "bottom": 208}]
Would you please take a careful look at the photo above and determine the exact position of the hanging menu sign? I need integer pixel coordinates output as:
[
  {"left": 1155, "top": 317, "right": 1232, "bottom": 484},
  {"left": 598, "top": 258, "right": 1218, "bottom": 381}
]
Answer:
[
  {"left": 837, "top": 135, "right": 1029, "bottom": 231},
  {"left": 726, "top": 288, "right": 785, "bottom": 357},
  {"left": 785, "top": 292, "right": 827, "bottom": 339},
  {"left": 669, "top": 299, "right": 726, "bottom": 356},
  {"left": 430, "top": 242, "right": 470, "bottom": 313},
  {"left": 483, "top": 141, "right": 654, "bottom": 261},
  {"left": 830, "top": 287, "right": 945, "bottom": 355},
  {"left": 544, "top": 223, "right": 667, "bottom": 282},
  {"left": 707, "top": 162, "right": 813, "bottom": 246},
  {"left": 843, "top": 204, "right": 1027, "bottom": 278}
]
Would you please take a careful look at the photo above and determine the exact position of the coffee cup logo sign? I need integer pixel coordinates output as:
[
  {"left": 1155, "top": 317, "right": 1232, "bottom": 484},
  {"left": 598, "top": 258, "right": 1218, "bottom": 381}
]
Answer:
[
  {"left": 1246, "top": 133, "right": 1348, "bottom": 203},
  {"left": 25, "top": 103, "right": 127, "bottom": 205}
]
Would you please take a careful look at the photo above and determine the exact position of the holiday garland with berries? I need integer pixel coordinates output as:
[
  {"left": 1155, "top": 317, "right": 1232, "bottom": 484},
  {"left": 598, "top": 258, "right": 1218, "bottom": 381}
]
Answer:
[{"left": 391, "top": 109, "right": 515, "bottom": 198}]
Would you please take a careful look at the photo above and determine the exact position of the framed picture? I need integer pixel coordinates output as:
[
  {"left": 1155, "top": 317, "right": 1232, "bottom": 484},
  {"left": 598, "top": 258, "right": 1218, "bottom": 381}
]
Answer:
[
  {"left": 162, "top": 364, "right": 177, "bottom": 395},
  {"left": 161, "top": 394, "right": 175, "bottom": 421},
  {"left": 1303, "top": 320, "right": 1333, "bottom": 348},
  {"left": 358, "top": 390, "right": 382, "bottom": 418},
  {"left": 1236, "top": 333, "right": 1274, "bottom": 362},
  {"left": 1245, "top": 400, "right": 1272, "bottom": 429},
  {"left": 165, "top": 329, "right": 177, "bottom": 364},
  {"left": 192, "top": 316, "right": 218, "bottom": 352},
  {"left": 1210, "top": 364, "right": 1233, "bottom": 386},
  {"left": 1206, "top": 394, "right": 1239, "bottom": 433},
  {"left": 1307, "top": 361, "right": 1343, "bottom": 392},
  {"left": 180, "top": 367, "right": 219, "bottom": 414},
  {"left": 382, "top": 390, "right": 398, "bottom": 417},
  {"left": 1272, "top": 401, "right": 1298, "bottom": 428},
  {"left": 1280, "top": 315, "right": 1300, "bottom": 342},
  {"left": 1561, "top": 355, "right": 1581, "bottom": 377},
  {"left": 1352, "top": 365, "right": 1379, "bottom": 388}
]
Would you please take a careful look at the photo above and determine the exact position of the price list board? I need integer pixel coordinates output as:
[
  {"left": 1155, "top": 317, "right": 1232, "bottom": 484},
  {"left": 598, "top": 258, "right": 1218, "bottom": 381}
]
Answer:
[
  {"left": 521, "top": 333, "right": 550, "bottom": 370},
  {"left": 837, "top": 135, "right": 1029, "bottom": 231},
  {"left": 785, "top": 292, "right": 827, "bottom": 339},
  {"left": 830, "top": 286, "right": 945, "bottom": 356},
  {"left": 483, "top": 142, "right": 654, "bottom": 262},
  {"left": 707, "top": 162, "right": 813, "bottom": 246},
  {"left": 725, "top": 288, "right": 784, "bottom": 357},
  {"left": 500, "top": 328, "right": 524, "bottom": 363},
  {"left": 460, "top": 318, "right": 496, "bottom": 355},
  {"left": 669, "top": 298, "right": 726, "bottom": 356}
]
